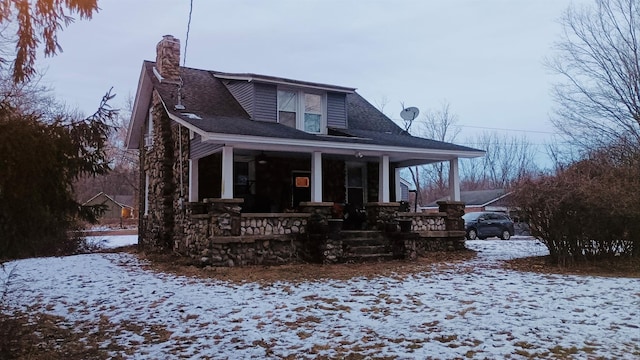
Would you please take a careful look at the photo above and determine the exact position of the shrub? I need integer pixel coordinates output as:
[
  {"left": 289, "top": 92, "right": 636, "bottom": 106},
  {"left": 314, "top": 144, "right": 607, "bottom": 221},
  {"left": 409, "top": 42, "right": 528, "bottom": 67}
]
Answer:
[{"left": 512, "top": 149, "right": 640, "bottom": 265}]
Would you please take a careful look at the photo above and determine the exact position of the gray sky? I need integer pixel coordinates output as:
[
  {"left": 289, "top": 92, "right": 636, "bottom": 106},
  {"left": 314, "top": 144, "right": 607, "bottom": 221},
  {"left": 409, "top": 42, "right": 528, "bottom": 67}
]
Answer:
[{"left": 40, "top": 0, "right": 582, "bottom": 158}]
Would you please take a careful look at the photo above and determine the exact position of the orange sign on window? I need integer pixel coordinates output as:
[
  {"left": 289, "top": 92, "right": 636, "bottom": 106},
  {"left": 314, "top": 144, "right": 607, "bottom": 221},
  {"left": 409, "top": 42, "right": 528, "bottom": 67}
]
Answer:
[{"left": 295, "top": 177, "right": 310, "bottom": 188}]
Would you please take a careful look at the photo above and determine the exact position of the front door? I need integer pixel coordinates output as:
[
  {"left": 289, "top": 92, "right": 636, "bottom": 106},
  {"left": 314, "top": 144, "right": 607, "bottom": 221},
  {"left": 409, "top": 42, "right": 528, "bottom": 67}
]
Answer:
[
  {"left": 347, "top": 163, "right": 365, "bottom": 208},
  {"left": 292, "top": 171, "right": 311, "bottom": 208}
]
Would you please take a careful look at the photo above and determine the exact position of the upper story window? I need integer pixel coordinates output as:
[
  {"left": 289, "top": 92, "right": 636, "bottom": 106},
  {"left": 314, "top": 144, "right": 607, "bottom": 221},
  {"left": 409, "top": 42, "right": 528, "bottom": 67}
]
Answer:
[{"left": 278, "top": 89, "right": 325, "bottom": 134}]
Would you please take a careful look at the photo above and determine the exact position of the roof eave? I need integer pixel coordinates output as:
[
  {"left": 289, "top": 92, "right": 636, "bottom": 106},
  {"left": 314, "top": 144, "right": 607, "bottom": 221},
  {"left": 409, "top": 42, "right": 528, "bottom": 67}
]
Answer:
[
  {"left": 213, "top": 73, "right": 356, "bottom": 94},
  {"left": 126, "top": 64, "right": 153, "bottom": 150},
  {"left": 195, "top": 131, "right": 485, "bottom": 162}
]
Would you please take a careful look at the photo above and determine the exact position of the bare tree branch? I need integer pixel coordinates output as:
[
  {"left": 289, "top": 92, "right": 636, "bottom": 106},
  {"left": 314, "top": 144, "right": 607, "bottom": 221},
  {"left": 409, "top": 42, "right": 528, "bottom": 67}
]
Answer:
[{"left": 548, "top": 0, "right": 640, "bottom": 151}]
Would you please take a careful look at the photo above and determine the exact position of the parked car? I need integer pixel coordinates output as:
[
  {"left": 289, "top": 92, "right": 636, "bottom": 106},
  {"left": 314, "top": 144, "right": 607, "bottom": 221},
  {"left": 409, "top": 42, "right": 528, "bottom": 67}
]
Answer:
[{"left": 462, "top": 211, "right": 515, "bottom": 240}]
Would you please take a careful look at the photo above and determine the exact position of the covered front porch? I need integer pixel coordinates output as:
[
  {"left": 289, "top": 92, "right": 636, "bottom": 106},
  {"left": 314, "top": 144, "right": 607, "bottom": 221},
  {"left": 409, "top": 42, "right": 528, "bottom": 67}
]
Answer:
[
  {"left": 187, "top": 143, "right": 464, "bottom": 216},
  {"left": 172, "top": 138, "right": 470, "bottom": 266}
]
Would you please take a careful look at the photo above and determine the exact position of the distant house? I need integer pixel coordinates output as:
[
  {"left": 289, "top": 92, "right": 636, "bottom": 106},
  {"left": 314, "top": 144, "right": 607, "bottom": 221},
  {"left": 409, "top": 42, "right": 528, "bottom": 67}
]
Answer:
[
  {"left": 399, "top": 178, "right": 413, "bottom": 203},
  {"left": 83, "top": 192, "right": 135, "bottom": 220},
  {"left": 421, "top": 189, "right": 512, "bottom": 213}
]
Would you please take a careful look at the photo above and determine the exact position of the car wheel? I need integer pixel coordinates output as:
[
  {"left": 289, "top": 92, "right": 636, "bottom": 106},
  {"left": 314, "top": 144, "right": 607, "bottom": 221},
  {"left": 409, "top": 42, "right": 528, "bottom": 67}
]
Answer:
[
  {"left": 467, "top": 229, "right": 477, "bottom": 240},
  {"left": 501, "top": 230, "right": 511, "bottom": 240}
]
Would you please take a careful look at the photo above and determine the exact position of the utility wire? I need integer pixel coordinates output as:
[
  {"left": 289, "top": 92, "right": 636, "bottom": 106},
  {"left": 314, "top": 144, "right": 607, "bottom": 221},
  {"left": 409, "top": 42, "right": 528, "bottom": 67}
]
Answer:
[
  {"left": 455, "top": 124, "right": 558, "bottom": 135},
  {"left": 183, "top": 0, "right": 194, "bottom": 67}
]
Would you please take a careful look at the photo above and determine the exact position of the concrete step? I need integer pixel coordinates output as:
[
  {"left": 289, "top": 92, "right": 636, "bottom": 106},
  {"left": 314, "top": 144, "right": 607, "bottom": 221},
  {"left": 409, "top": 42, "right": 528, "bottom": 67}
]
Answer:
[
  {"left": 344, "top": 244, "right": 390, "bottom": 255},
  {"left": 342, "top": 253, "right": 395, "bottom": 263},
  {"left": 340, "top": 230, "right": 385, "bottom": 241}
]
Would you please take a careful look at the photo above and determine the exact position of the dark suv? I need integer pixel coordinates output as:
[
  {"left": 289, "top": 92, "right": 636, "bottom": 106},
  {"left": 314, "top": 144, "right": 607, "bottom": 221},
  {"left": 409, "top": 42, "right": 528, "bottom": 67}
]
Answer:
[{"left": 462, "top": 211, "right": 515, "bottom": 240}]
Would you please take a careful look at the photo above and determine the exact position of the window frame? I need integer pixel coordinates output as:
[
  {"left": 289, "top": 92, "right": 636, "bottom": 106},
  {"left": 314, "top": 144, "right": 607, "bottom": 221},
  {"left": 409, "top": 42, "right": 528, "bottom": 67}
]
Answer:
[{"left": 277, "top": 88, "right": 327, "bottom": 134}]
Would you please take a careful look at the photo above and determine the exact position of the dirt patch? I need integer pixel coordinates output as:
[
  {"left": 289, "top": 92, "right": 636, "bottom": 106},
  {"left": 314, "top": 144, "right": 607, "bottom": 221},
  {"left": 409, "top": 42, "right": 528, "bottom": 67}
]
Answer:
[
  {"left": 0, "top": 311, "right": 114, "bottom": 360},
  {"left": 502, "top": 255, "right": 640, "bottom": 278},
  {"left": 137, "top": 250, "right": 478, "bottom": 284}
]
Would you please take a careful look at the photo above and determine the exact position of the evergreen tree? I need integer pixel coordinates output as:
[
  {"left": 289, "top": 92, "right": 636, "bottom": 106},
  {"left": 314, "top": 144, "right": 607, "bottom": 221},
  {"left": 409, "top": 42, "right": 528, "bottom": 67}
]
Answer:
[{"left": 0, "top": 89, "right": 116, "bottom": 259}]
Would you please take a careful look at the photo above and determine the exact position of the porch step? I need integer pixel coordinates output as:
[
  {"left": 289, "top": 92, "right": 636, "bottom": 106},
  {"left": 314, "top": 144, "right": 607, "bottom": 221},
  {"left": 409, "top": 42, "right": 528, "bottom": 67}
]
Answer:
[
  {"left": 340, "top": 231, "right": 393, "bottom": 262},
  {"left": 346, "top": 245, "right": 389, "bottom": 255},
  {"left": 342, "top": 253, "right": 395, "bottom": 263}
]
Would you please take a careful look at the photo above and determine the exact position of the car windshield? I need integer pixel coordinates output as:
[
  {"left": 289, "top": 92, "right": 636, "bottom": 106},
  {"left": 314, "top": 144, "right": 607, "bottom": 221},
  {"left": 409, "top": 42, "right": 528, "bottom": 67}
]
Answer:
[{"left": 462, "top": 212, "right": 483, "bottom": 221}]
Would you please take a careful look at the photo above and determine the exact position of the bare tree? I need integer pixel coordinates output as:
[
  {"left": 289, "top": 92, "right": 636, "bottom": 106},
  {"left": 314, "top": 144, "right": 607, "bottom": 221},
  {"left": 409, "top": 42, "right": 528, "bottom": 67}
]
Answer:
[
  {"left": 548, "top": 0, "right": 640, "bottom": 151},
  {"left": 373, "top": 95, "right": 391, "bottom": 117},
  {"left": 461, "top": 132, "right": 538, "bottom": 190},
  {"left": 417, "top": 101, "right": 461, "bottom": 201}
]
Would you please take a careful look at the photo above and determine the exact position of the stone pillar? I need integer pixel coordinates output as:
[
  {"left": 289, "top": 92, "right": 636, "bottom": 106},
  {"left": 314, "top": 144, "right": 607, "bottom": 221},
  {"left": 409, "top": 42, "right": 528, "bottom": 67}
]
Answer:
[
  {"left": 300, "top": 202, "right": 338, "bottom": 264},
  {"left": 204, "top": 198, "right": 244, "bottom": 236},
  {"left": 366, "top": 202, "right": 401, "bottom": 231},
  {"left": 299, "top": 202, "right": 333, "bottom": 233},
  {"left": 438, "top": 201, "right": 465, "bottom": 232},
  {"left": 155, "top": 35, "right": 181, "bottom": 82}
]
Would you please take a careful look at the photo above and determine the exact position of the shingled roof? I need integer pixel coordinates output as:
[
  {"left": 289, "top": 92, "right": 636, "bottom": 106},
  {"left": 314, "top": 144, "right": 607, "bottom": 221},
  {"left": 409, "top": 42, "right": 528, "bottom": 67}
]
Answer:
[{"left": 128, "top": 60, "right": 484, "bottom": 164}]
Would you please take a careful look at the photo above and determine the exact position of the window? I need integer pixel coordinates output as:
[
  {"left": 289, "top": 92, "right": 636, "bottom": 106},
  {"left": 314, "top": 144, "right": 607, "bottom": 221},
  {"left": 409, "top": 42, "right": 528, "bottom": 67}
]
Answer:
[
  {"left": 277, "top": 89, "right": 325, "bottom": 134},
  {"left": 277, "top": 90, "right": 297, "bottom": 128},
  {"left": 304, "top": 93, "right": 322, "bottom": 133},
  {"left": 145, "top": 109, "right": 154, "bottom": 148}
]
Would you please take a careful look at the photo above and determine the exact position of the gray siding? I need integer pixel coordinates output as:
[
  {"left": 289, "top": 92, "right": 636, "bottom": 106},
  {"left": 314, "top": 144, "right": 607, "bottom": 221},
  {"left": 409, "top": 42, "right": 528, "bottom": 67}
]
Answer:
[
  {"left": 224, "top": 81, "right": 254, "bottom": 118},
  {"left": 253, "top": 83, "right": 277, "bottom": 122},
  {"left": 327, "top": 92, "right": 347, "bottom": 128},
  {"left": 400, "top": 182, "right": 409, "bottom": 202},
  {"left": 190, "top": 133, "right": 222, "bottom": 160}
]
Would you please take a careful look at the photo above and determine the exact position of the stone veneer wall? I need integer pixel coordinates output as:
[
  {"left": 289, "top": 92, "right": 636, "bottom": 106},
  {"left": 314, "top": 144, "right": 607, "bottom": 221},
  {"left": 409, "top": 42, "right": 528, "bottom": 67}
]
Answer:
[
  {"left": 140, "top": 91, "right": 180, "bottom": 252},
  {"left": 366, "top": 202, "right": 401, "bottom": 230},
  {"left": 171, "top": 200, "right": 312, "bottom": 266},
  {"left": 241, "top": 213, "right": 309, "bottom": 236},
  {"left": 397, "top": 212, "right": 447, "bottom": 232}
]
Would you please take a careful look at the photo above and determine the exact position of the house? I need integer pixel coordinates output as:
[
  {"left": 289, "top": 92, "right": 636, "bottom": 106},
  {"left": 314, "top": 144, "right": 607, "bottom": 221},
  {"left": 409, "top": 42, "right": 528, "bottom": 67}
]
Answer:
[
  {"left": 399, "top": 178, "right": 413, "bottom": 203},
  {"left": 83, "top": 192, "right": 135, "bottom": 220},
  {"left": 421, "top": 189, "right": 512, "bottom": 213},
  {"left": 126, "top": 35, "right": 484, "bottom": 265}
]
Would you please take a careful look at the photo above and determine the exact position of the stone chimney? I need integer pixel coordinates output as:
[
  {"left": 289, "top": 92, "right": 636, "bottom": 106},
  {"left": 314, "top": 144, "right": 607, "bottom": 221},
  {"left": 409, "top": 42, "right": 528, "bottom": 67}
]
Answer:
[{"left": 155, "top": 35, "right": 181, "bottom": 83}]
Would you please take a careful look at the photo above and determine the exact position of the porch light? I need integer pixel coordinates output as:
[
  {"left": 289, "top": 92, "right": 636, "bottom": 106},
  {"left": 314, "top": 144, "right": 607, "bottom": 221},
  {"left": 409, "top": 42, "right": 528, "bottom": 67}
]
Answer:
[
  {"left": 355, "top": 151, "right": 364, "bottom": 158},
  {"left": 256, "top": 152, "right": 268, "bottom": 165}
]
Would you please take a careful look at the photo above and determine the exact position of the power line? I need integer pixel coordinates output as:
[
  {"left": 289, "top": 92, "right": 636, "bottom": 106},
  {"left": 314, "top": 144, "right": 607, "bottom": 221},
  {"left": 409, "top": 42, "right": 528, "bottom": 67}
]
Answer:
[
  {"left": 455, "top": 124, "right": 558, "bottom": 135},
  {"left": 183, "top": 0, "right": 194, "bottom": 67}
]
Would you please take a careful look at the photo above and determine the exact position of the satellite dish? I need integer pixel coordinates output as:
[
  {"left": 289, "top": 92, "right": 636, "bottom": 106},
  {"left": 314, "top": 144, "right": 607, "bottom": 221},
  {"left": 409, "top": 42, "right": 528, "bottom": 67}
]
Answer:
[{"left": 400, "top": 106, "right": 420, "bottom": 121}]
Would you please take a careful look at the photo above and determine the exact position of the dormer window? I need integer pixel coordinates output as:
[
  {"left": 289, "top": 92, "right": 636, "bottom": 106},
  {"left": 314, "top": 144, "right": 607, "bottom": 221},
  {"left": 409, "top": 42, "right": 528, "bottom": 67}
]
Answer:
[{"left": 278, "top": 89, "right": 325, "bottom": 134}]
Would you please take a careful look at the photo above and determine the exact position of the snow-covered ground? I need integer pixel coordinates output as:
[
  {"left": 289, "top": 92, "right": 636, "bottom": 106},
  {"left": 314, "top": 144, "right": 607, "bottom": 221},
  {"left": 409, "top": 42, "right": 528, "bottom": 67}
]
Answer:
[
  {"left": 84, "top": 234, "right": 138, "bottom": 249},
  {"left": 1, "top": 238, "right": 639, "bottom": 359}
]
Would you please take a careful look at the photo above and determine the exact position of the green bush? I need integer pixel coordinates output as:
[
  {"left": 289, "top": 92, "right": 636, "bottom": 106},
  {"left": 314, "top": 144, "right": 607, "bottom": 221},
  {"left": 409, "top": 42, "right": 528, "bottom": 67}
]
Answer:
[{"left": 512, "top": 149, "right": 640, "bottom": 265}]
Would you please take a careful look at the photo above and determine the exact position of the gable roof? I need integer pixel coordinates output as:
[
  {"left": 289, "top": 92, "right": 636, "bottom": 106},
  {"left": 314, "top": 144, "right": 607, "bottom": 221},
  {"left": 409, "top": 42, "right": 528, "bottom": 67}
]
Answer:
[
  {"left": 127, "top": 61, "right": 484, "bottom": 165},
  {"left": 83, "top": 192, "right": 134, "bottom": 209},
  {"left": 424, "top": 189, "right": 511, "bottom": 208}
]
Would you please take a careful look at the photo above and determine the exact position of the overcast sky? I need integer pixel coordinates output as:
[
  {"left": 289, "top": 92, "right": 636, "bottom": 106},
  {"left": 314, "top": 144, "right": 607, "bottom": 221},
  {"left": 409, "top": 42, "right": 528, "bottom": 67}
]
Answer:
[{"left": 39, "top": 0, "right": 584, "bottom": 161}]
